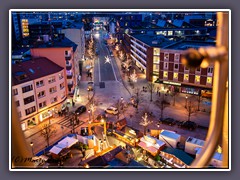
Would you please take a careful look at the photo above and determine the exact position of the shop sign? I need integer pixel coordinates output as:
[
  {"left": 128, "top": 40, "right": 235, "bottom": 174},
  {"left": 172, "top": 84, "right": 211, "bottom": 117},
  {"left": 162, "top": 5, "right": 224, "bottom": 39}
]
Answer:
[{"left": 163, "top": 81, "right": 181, "bottom": 86}]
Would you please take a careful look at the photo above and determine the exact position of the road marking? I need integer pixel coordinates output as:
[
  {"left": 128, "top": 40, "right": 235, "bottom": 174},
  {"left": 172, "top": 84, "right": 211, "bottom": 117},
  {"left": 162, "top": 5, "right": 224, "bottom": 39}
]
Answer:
[{"left": 98, "top": 57, "right": 101, "bottom": 82}]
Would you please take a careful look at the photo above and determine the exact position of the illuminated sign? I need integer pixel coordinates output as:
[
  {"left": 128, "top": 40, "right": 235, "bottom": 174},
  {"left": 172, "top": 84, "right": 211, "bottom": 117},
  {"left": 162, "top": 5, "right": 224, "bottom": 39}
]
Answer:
[{"left": 163, "top": 81, "right": 181, "bottom": 86}]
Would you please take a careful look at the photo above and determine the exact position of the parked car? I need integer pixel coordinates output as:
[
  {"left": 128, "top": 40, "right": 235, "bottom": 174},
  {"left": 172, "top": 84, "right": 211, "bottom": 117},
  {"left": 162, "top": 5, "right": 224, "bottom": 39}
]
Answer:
[
  {"left": 159, "top": 118, "right": 176, "bottom": 126},
  {"left": 105, "top": 107, "right": 118, "bottom": 115},
  {"left": 177, "top": 121, "right": 197, "bottom": 131},
  {"left": 75, "top": 106, "right": 86, "bottom": 114}
]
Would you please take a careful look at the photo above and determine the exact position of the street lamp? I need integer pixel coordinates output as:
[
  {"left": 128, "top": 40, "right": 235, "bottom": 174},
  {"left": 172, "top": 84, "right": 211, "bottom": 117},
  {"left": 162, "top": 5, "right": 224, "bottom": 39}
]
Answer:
[
  {"left": 120, "top": 97, "right": 124, "bottom": 110},
  {"left": 48, "top": 110, "right": 51, "bottom": 124},
  {"left": 30, "top": 142, "right": 34, "bottom": 156},
  {"left": 185, "top": 95, "right": 188, "bottom": 108},
  {"left": 87, "top": 88, "right": 90, "bottom": 100},
  {"left": 88, "top": 109, "right": 91, "bottom": 123}
]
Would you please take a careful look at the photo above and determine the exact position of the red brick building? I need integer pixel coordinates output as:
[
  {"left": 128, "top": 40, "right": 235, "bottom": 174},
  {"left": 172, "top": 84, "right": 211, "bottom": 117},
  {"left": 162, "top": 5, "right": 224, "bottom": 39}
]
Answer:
[{"left": 126, "top": 33, "right": 215, "bottom": 95}]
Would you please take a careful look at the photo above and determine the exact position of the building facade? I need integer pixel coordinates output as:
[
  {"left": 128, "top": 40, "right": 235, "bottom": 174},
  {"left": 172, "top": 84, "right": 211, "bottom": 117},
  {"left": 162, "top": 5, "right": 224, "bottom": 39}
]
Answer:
[
  {"left": 30, "top": 37, "right": 79, "bottom": 96},
  {"left": 127, "top": 33, "right": 215, "bottom": 95},
  {"left": 12, "top": 57, "right": 66, "bottom": 130}
]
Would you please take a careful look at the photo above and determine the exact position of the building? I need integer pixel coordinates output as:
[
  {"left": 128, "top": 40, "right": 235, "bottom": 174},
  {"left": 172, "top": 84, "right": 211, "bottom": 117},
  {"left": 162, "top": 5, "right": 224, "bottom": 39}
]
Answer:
[
  {"left": 126, "top": 33, "right": 215, "bottom": 95},
  {"left": 185, "top": 137, "right": 223, "bottom": 168},
  {"left": 184, "top": 136, "right": 205, "bottom": 155},
  {"left": 12, "top": 57, "right": 66, "bottom": 130},
  {"left": 30, "top": 37, "right": 79, "bottom": 98},
  {"left": 61, "top": 27, "right": 86, "bottom": 76}
]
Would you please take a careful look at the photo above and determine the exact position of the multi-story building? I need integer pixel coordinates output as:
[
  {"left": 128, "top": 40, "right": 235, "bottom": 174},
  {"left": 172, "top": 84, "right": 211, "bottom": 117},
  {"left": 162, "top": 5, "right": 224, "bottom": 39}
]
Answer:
[
  {"left": 61, "top": 27, "right": 86, "bottom": 76},
  {"left": 12, "top": 57, "right": 66, "bottom": 130},
  {"left": 127, "top": 33, "right": 215, "bottom": 95},
  {"left": 30, "top": 37, "right": 79, "bottom": 97}
]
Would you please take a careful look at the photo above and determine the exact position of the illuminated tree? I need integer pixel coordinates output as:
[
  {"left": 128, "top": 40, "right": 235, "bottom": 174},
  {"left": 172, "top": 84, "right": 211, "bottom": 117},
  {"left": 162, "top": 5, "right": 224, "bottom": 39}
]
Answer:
[{"left": 139, "top": 113, "right": 152, "bottom": 135}]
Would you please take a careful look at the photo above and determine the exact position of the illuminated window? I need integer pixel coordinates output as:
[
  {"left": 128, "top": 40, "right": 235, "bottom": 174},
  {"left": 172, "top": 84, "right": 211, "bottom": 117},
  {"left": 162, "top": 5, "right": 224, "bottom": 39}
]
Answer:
[
  {"left": 153, "top": 56, "right": 160, "bottom": 63},
  {"left": 195, "top": 75, "right": 200, "bottom": 83},
  {"left": 164, "top": 53, "right": 169, "bottom": 61},
  {"left": 168, "top": 31, "right": 173, "bottom": 36},
  {"left": 153, "top": 48, "right": 160, "bottom": 56},
  {"left": 163, "top": 71, "right": 168, "bottom": 78},
  {"left": 207, "top": 77, "right": 212, "bottom": 84},
  {"left": 153, "top": 64, "right": 159, "bottom": 72},
  {"left": 173, "top": 72, "right": 178, "bottom": 79},
  {"left": 184, "top": 74, "right": 189, "bottom": 81}
]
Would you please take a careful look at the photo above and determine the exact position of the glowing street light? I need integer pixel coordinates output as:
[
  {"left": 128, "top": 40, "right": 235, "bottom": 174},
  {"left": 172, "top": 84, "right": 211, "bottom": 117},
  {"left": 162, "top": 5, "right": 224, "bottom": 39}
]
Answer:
[
  {"left": 185, "top": 95, "right": 188, "bottom": 108},
  {"left": 130, "top": 69, "right": 137, "bottom": 83},
  {"left": 88, "top": 109, "right": 91, "bottom": 123},
  {"left": 104, "top": 56, "right": 111, "bottom": 64},
  {"left": 30, "top": 142, "right": 34, "bottom": 156}
]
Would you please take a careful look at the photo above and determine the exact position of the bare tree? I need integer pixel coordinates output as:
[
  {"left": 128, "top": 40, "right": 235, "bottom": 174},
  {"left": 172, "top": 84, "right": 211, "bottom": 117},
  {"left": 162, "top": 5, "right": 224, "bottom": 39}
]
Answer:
[
  {"left": 186, "top": 100, "right": 196, "bottom": 121},
  {"left": 133, "top": 88, "right": 143, "bottom": 113},
  {"left": 114, "top": 98, "right": 127, "bottom": 120},
  {"left": 196, "top": 94, "right": 203, "bottom": 111},
  {"left": 147, "top": 82, "right": 156, "bottom": 102},
  {"left": 41, "top": 124, "right": 57, "bottom": 147},
  {"left": 139, "top": 113, "right": 153, "bottom": 135},
  {"left": 155, "top": 93, "right": 170, "bottom": 120},
  {"left": 171, "top": 88, "right": 180, "bottom": 106}
]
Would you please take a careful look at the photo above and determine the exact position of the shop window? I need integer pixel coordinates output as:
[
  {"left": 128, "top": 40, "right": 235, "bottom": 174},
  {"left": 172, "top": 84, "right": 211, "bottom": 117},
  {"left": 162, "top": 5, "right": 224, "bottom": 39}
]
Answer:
[
  {"left": 173, "top": 72, "right": 178, "bottom": 79},
  {"left": 184, "top": 74, "right": 189, "bottom": 81},
  {"left": 207, "top": 77, "right": 212, "bottom": 84},
  {"left": 195, "top": 75, "right": 200, "bottom": 83},
  {"left": 163, "top": 71, "right": 168, "bottom": 78}
]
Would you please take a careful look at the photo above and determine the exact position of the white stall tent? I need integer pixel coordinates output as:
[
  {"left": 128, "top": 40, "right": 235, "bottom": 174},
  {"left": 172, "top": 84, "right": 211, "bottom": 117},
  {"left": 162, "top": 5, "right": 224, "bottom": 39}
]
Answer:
[
  {"left": 57, "top": 136, "right": 78, "bottom": 148},
  {"left": 159, "top": 130, "right": 181, "bottom": 148}
]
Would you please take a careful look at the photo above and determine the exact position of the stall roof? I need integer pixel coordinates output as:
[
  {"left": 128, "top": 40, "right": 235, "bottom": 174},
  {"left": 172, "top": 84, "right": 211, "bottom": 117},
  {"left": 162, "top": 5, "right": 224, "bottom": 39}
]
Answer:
[
  {"left": 161, "top": 147, "right": 194, "bottom": 165},
  {"left": 196, "top": 147, "right": 223, "bottom": 161},
  {"left": 49, "top": 146, "right": 63, "bottom": 155},
  {"left": 57, "top": 136, "right": 78, "bottom": 148},
  {"left": 160, "top": 130, "right": 181, "bottom": 140}
]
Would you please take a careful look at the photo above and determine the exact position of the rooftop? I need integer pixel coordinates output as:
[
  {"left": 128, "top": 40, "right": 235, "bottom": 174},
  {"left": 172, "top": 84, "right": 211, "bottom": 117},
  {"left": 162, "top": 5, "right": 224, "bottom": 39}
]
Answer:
[
  {"left": 161, "top": 147, "right": 194, "bottom": 165},
  {"left": 33, "top": 37, "right": 78, "bottom": 52},
  {"left": 12, "top": 57, "right": 64, "bottom": 86},
  {"left": 131, "top": 34, "right": 175, "bottom": 48},
  {"left": 160, "top": 130, "right": 181, "bottom": 140},
  {"left": 186, "top": 136, "right": 205, "bottom": 146},
  {"left": 163, "top": 40, "right": 216, "bottom": 50}
]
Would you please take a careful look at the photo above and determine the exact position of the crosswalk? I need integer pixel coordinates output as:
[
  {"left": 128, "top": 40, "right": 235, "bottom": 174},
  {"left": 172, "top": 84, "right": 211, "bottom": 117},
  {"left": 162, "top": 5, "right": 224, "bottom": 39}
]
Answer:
[{"left": 57, "top": 116, "right": 84, "bottom": 129}]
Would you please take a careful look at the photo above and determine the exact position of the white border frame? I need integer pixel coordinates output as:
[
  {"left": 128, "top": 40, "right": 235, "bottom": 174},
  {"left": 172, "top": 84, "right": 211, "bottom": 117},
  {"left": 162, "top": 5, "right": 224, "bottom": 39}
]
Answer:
[{"left": 9, "top": 9, "right": 231, "bottom": 172}]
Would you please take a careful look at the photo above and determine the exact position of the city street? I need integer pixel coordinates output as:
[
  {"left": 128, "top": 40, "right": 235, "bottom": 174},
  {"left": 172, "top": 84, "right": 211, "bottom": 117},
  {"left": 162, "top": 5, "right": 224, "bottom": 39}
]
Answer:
[{"left": 23, "top": 28, "right": 211, "bottom": 156}]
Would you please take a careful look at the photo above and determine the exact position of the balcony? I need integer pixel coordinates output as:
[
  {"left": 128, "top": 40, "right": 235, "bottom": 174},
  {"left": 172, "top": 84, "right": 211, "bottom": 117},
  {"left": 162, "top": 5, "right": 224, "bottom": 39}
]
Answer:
[
  {"left": 66, "top": 63, "right": 72, "bottom": 71},
  {"left": 65, "top": 55, "right": 72, "bottom": 61},
  {"left": 68, "top": 83, "right": 73, "bottom": 89},
  {"left": 67, "top": 73, "right": 73, "bottom": 79}
]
